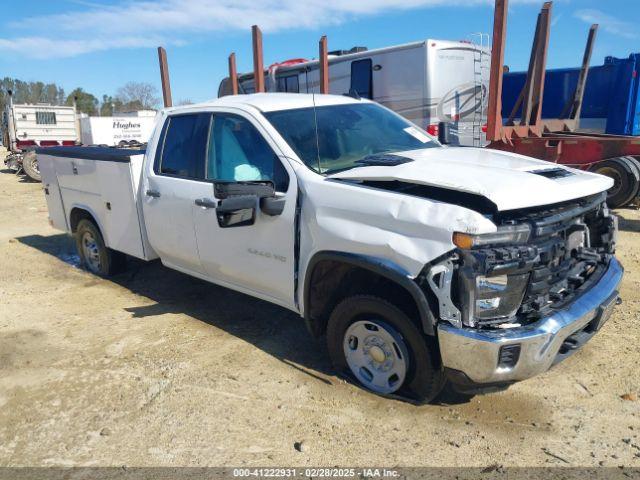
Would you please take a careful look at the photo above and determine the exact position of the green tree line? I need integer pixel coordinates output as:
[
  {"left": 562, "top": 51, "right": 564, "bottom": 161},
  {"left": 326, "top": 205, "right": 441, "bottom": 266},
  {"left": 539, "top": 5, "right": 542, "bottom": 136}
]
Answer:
[{"left": 1, "top": 78, "right": 161, "bottom": 116}]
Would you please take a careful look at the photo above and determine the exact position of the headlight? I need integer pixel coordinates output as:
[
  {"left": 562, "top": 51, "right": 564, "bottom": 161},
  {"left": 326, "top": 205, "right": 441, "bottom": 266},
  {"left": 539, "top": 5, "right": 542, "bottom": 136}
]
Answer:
[
  {"left": 472, "top": 273, "right": 529, "bottom": 321},
  {"left": 453, "top": 224, "right": 531, "bottom": 249}
]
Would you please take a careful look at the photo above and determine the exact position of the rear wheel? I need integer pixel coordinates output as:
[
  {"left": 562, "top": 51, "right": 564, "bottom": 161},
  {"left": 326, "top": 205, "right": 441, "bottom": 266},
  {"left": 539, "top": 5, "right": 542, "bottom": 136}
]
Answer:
[
  {"left": 21, "top": 151, "right": 41, "bottom": 182},
  {"left": 75, "top": 219, "right": 125, "bottom": 277},
  {"left": 625, "top": 157, "right": 640, "bottom": 203},
  {"left": 327, "top": 295, "right": 445, "bottom": 402},
  {"left": 591, "top": 157, "right": 639, "bottom": 208}
]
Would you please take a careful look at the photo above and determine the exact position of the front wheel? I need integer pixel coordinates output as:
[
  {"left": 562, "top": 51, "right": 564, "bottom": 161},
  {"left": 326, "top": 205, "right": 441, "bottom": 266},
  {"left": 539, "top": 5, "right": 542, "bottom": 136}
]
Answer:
[
  {"left": 327, "top": 295, "right": 445, "bottom": 402},
  {"left": 75, "top": 219, "right": 125, "bottom": 276}
]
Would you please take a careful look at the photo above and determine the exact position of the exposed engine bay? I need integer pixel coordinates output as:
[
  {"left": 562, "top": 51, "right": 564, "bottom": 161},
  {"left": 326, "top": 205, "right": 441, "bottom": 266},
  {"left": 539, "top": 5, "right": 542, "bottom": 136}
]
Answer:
[{"left": 424, "top": 192, "right": 617, "bottom": 329}]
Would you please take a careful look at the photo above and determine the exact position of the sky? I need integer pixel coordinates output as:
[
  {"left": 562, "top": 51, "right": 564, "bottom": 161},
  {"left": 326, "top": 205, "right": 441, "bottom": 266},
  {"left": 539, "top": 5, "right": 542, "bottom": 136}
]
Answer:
[{"left": 1, "top": 0, "right": 639, "bottom": 105}]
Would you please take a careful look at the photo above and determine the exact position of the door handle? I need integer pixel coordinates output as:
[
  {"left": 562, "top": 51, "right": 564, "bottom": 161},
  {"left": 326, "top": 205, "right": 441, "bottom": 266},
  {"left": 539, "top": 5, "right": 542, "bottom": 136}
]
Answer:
[
  {"left": 146, "top": 189, "right": 161, "bottom": 198},
  {"left": 195, "top": 198, "right": 217, "bottom": 208}
]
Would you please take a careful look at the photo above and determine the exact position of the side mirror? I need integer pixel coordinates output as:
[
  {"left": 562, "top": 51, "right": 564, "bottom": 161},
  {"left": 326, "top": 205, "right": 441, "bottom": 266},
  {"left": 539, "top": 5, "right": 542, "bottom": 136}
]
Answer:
[
  {"left": 214, "top": 181, "right": 275, "bottom": 199},
  {"left": 213, "top": 181, "right": 283, "bottom": 227},
  {"left": 216, "top": 194, "right": 257, "bottom": 213},
  {"left": 216, "top": 194, "right": 257, "bottom": 228},
  {"left": 438, "top": 121, "right": 453, "bottom": 145},
  {"left": 260, "top": 195, "right": 286, "bottom": 216}
]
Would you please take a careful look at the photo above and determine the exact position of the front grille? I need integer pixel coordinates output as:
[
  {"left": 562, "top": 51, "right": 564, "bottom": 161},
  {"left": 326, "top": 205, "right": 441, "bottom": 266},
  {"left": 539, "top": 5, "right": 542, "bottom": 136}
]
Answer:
[
  {"left": 502, "top": 193, "right": 615, "bottom": 323},
  {"left": 459, "top": 193, "right": 616, "bottom": 327},
  {"left": 518, "top": 236, "right": 601, "bottom": 321}
]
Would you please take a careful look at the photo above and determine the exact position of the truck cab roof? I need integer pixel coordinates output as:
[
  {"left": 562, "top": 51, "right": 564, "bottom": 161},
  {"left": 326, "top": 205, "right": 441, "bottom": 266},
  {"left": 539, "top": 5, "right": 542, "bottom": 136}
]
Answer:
[{"left": 165, "top": 93, "right": 368, "bottom": 114}]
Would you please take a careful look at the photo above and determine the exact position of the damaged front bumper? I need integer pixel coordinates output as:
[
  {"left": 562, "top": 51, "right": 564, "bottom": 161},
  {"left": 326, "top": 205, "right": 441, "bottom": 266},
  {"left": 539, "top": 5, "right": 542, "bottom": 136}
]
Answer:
[{"left": 437, "top": 257, "right": 623, "bottom": 392}]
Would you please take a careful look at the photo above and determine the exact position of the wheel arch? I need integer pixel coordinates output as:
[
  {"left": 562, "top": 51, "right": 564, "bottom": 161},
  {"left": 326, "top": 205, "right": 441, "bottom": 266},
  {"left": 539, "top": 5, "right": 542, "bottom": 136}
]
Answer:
[
  {"left": 68, "top": 205, "right": 105, "bottom": 238},
  {"left": 302, "top": 251, "right": 436, "bottom": 338}
]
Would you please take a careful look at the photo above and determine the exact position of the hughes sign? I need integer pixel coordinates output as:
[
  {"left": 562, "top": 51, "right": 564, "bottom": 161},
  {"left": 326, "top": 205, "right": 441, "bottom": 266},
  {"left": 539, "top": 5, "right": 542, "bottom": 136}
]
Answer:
[{"left": 80, "top": 115, "right": 156, "bottom": 145}]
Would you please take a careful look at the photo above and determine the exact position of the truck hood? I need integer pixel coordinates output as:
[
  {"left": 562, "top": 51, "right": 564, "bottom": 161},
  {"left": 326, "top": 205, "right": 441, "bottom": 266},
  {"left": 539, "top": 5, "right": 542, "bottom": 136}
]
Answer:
[{"left": 328, "top": 147, "right": 613, "bottom": 211}]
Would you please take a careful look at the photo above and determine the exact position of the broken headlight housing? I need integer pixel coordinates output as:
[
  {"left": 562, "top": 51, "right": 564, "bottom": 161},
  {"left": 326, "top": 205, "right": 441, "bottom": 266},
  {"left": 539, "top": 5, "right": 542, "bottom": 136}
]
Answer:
[
  {"left": 451, "top": 225, "right": 532, "bottom": 325},
  {"left": 453, "top": 224, "right": 531, "bottom": 249},
  {"left": 472, "top": 273, "right": 529, "bottom": 323}
]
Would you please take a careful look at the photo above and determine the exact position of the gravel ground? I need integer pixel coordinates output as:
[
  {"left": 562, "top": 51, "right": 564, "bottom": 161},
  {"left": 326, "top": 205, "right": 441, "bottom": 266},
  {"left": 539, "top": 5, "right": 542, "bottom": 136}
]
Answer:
[{"left": 0, "top": 168, "right": 639, "bottom": 467}]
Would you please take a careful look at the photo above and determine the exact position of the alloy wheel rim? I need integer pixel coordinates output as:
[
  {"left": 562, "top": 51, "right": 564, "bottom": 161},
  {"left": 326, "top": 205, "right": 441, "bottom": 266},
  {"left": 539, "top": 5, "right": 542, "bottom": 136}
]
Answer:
[{"left": 343, "top": 320, "right": 409, "bottom": 394}]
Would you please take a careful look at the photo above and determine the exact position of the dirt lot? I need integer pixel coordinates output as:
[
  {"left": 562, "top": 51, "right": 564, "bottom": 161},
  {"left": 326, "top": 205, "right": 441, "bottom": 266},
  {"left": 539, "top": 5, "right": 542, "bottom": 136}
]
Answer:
[{"left": 0, "top": 167, "right": 639, "bottom": 468}]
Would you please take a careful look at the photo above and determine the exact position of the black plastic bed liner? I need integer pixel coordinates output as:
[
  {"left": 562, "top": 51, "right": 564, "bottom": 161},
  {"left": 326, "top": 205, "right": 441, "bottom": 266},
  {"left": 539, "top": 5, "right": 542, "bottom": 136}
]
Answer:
[{"left": 34, "top": 146, "right": 146, "bottom": 163}]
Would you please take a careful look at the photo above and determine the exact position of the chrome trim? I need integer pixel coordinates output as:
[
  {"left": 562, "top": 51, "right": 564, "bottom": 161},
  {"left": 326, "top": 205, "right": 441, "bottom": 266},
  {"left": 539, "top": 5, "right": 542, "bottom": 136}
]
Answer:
[{"left": 437, "top": 257, "right": 623, "bottom": 384}]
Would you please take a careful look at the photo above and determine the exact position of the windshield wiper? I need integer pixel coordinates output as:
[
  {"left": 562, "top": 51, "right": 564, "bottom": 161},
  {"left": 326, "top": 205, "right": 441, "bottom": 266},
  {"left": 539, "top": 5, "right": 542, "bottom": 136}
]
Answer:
[{"left": 355, "top": 153, "right": 414, "bottom": 167}]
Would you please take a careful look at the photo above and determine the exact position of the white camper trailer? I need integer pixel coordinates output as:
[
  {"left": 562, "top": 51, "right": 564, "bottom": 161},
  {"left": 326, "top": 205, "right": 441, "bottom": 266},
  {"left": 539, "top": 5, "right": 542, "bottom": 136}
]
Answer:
[
  {"left": 2, "top": 95, "right": 80, "bottom": 181},
  {"left": 218, "top": 39, "right": 490, "bottom": 146},
  {"left": 2, "top": 104, "right": 78, "bottom": 149}
]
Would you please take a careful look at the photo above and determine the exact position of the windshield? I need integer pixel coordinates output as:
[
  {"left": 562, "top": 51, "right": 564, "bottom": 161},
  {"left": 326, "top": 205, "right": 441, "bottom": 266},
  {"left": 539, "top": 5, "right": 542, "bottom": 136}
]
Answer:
[{"left": 264, "top": 102, "right": 439, "bottom": 174}]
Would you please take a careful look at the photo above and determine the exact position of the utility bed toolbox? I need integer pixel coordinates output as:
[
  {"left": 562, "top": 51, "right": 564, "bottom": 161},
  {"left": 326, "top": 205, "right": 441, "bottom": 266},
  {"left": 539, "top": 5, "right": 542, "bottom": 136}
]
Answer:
[{"left": 37, "top": 146, "right": 154, "bottom": 260}]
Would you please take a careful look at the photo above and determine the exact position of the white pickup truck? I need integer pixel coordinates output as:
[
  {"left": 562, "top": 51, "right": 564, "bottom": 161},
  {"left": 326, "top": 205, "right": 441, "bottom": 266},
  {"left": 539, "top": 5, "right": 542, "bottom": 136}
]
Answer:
[{"left": 37, "top": 93, "right": 623, "bottom": 402}]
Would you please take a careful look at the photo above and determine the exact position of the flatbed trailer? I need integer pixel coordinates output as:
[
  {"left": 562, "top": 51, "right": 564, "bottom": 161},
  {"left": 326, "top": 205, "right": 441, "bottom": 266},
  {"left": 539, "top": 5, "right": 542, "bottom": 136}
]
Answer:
[{"left": 489, "top": 132, "right": 640, "bottom": 168}]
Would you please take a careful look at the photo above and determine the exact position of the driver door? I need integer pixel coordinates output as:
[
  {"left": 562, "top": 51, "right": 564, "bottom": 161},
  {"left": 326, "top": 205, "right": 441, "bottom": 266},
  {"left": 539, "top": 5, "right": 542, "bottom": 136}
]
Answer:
[{"left": 192, "top": 111, "right": 298, "bottom": 309}]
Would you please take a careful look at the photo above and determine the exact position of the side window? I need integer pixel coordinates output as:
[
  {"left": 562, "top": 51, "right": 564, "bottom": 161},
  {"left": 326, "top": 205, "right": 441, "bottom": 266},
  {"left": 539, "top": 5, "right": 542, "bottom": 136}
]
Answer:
[
  {"left": 350, "top": 59, "right": 373, "bottom": 99},
  {"left": 157, "top": 113, "right": 210, "bottom": 179},
  {"left": 207, "top": 114, "right": 289, "bottom": 192},
  {"left": 286, "top": 75, "right": 299, "bottom": 93},
  {"left": 277, "top": 75, "right": 299, "bottom": 93},
  {"left": 153, "top": 118, "right": 170, "bottom": 173},
  {"left": 36, "top": 111, "right": 57, "bottom": 125}
]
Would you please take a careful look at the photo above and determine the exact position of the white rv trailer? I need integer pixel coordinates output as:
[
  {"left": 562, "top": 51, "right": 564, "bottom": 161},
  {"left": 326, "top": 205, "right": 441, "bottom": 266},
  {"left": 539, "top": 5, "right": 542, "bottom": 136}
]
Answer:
[
  {"left": 2, "top": 103, "right": 78, "bottom": 150},
  {"left": 218, "top": 39, "right": 490, "bottom": 146},
  {"left": 2, "top": 98, "right": 80, "bottom": 181}
]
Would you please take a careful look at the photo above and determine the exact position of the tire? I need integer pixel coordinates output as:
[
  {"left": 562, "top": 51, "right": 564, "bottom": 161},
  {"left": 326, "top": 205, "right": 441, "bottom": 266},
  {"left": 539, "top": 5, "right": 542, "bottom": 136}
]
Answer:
[
  {"left": 436, "top": 382, "right": 476, "bottom": 405},
  {"left": 591, "top": 157, "right": 639, "bottom": 208},
  {"left": 625, "top": 156, "right": 640, "bottom": 204},
  {"left": 327, "top": 295, "right": 445, "bottom": 403},
  {"left": 22, "top": 150, "right": 41, "bottom": 182},
  {"left": 75, "top": 219, "right": 126, "bottom": 277}
]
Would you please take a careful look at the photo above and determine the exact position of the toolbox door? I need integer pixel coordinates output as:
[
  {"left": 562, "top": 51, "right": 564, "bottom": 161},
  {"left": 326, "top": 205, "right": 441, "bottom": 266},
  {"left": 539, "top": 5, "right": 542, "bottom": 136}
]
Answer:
[{"left": 38, "top": 154, "right": 68, "bottom": 231}]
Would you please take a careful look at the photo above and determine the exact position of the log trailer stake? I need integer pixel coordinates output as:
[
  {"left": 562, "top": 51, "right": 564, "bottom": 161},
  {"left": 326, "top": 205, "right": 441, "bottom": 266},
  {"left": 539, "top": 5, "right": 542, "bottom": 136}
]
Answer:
[
  {"left": 157, "top": 46, "right": 173, "bottom": 108},
  {"left": 252, "top": 25, "right": 265, "bottom": 93},
  {"left": 228, "top": 53, "right": 239, "bottom": 95},
  {"left": 319, "top": 35, "right": 329, "bottom": 95},
  {"left": 225, "top": 27, "right": 330, "bottom": 96}
]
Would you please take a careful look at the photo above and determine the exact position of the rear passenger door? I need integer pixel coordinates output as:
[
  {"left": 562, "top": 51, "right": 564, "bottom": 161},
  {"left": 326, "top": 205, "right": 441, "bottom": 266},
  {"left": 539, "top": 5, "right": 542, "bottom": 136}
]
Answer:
[{"left": 142, "top": 113, "right": 213, "bottom": 274}]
